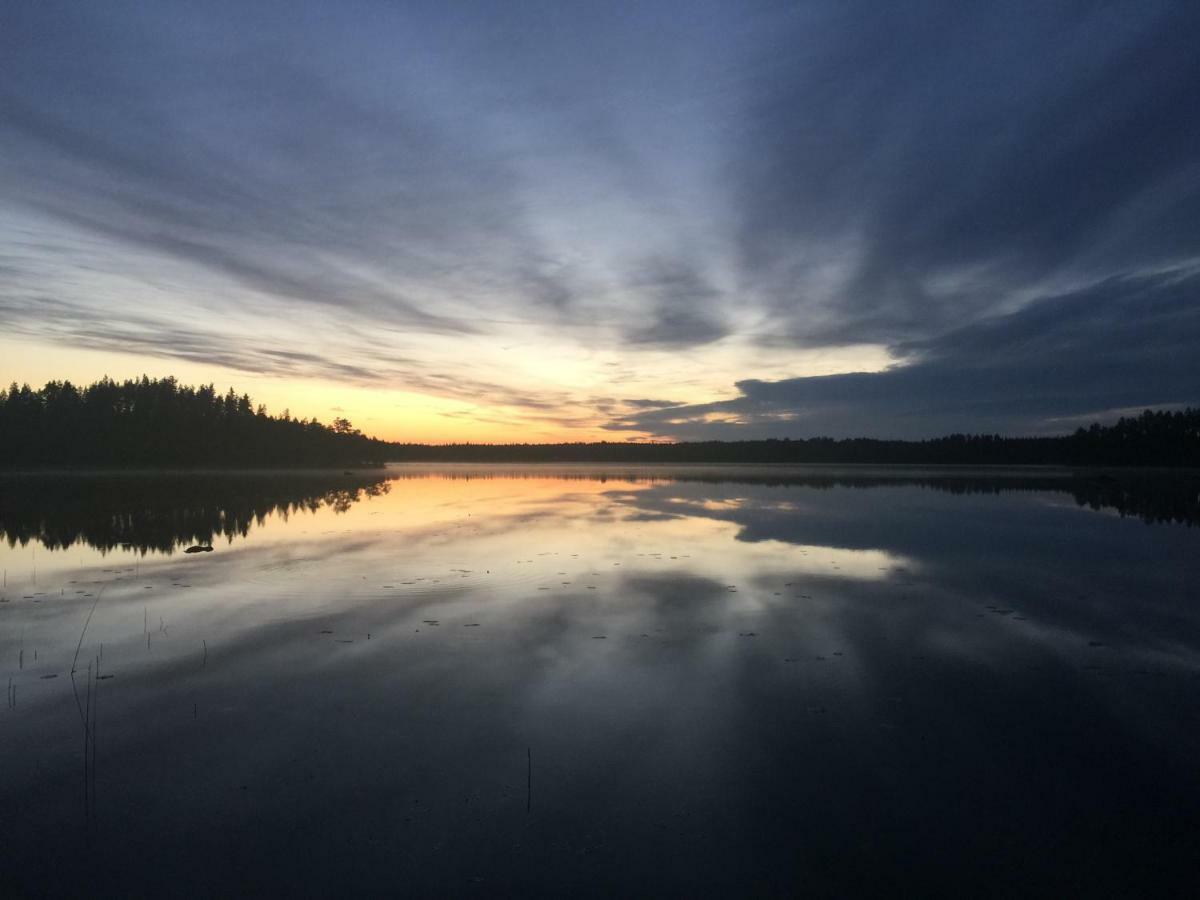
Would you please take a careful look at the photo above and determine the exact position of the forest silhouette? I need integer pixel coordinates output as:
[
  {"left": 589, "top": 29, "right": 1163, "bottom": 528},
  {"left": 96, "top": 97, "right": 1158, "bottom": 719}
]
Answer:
[
  {"left": 1, "top": 377, "right": 1197, "bottom": 468},
  {"left": 0, "top": 377, "right": 391, "bottom": 467}
]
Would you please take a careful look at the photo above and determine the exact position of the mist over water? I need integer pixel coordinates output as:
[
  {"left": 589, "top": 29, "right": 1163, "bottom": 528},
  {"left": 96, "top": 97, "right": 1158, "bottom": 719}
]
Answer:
[{"left": 2, "top": 466, "right": 1198, "bottom": 896}]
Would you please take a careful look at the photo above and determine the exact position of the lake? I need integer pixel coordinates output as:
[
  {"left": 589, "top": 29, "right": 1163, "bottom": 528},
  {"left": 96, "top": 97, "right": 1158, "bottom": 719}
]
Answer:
[{"left": 2, "top": 465, "right": 1198, "bottom": 896}]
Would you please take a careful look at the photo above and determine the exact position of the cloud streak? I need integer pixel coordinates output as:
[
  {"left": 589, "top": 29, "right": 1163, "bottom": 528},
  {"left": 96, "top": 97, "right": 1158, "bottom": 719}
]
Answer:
[
  {"left": 610, "top": 268, "right": 1200, "bottom": 438},
  {"left": 1, "top": 1, "right": 1197, "bottom": 436}
]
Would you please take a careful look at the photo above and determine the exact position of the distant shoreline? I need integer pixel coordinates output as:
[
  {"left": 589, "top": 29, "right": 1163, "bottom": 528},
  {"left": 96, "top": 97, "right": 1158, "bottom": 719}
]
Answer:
[
  {"left": 2, "top": 461, "right": 1196, "bottom": 476},
  {"left": 4, "top": 379, "right": 1197, "bottom": 469},
  {"left": 0, "top": 464, "right": 388, "bottom": 475}
]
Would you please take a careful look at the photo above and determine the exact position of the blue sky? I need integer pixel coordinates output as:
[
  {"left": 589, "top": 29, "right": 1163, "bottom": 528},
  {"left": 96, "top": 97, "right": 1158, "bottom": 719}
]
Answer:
[{"left": 2, "top": 1, "right": 1197, "bottom": 440}]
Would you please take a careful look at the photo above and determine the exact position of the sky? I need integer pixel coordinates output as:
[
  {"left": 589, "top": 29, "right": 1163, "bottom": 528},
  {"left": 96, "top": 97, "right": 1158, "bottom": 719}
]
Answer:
[{"left": 2, "top": 0, "right": 1198, "bottom": 442}]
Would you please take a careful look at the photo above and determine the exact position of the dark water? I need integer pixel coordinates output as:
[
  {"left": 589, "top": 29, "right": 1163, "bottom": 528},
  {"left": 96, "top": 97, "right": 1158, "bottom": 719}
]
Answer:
[{"left": 2, "top": 465, "right": 1198, "bottom": 897}]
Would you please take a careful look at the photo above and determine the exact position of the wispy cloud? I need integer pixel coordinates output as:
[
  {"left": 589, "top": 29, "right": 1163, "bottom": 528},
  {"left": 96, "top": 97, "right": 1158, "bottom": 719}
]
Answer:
[
  {"left": 1, "top": 1, "right": 1197, "bottom": 436},
  {"left": 610, "top": 268, "right": 1200, "bottom": 438}
]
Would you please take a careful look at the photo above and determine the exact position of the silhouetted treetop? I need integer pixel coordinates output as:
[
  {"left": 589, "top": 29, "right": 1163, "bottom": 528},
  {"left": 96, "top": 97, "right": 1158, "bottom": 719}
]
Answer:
[{"left": 0, "top": 376, "right": 389, "bottom": 467}]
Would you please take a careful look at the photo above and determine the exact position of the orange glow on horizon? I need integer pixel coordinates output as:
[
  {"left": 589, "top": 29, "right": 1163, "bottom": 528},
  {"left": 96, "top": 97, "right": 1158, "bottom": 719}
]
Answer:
[
  {"left": 0, "top": 336, "right": 653, "bottom": 444},
  {"left": 0, "top": 332, "right": 894, "bottom": 444}
]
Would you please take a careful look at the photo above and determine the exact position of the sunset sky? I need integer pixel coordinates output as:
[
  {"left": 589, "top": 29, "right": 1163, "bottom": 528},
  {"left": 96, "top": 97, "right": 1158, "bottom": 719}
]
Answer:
[{"left": 2, "top": 1, "right": 1198, "bottom": 442}]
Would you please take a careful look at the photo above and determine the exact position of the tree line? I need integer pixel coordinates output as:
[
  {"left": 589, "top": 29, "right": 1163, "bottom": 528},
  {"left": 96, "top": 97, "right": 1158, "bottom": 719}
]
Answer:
[
  {"left": 390, "top": 408, "right": 1200, "bottom": 467},
  {"left": 0, "top": 377, "right": 391, "bottom": 467},
  {"left": 1, "top": 377, "right": 1196, "bottom": 468}
]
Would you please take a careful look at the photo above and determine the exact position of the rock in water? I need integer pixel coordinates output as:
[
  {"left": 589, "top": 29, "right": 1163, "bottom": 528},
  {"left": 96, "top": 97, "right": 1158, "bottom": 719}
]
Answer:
[{"left": 184, "top": 545, "right": 214, "bottom": 554}]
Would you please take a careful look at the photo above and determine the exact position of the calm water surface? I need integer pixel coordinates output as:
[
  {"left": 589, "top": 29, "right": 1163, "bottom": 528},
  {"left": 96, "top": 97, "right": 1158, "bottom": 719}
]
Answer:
[{"left": 2, "top": 466, "right": 1198, "bottom": 897}]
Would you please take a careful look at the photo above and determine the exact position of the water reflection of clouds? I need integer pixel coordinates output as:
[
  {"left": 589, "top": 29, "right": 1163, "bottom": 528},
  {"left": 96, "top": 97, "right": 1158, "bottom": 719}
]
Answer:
[
  {"left": 6, "top": 471, "right": 1200, "bottom": 708},
  {"left": 4, "top": 470, "right": 1200, "bottom": 896}
]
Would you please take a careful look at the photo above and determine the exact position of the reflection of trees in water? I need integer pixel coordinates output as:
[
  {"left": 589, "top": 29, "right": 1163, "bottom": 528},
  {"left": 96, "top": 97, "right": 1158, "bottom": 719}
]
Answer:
[
  {"left": 0, "top": 472, "right": 392, "bottom": 554},
  {"left": 2, "top": 468, "right": 1194, "bottom": 555},
  {"left": 891, "top": 472, "right": 1200, "bottom": 527},
  {"left": 389, "top": 468, "right": 1200, "bottom": 527}
]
